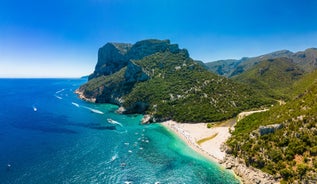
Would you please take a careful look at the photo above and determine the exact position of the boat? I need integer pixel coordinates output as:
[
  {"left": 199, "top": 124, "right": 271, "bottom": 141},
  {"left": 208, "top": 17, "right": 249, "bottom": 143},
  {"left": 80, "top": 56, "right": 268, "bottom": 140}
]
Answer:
[{"left": 107, "top": 118, "right": 123, "bottom": 127}]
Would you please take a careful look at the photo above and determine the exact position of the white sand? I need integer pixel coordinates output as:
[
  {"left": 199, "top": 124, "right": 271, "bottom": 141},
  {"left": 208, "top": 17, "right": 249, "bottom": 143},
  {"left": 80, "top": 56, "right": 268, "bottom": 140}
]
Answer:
[
  {"left": 161, "top": 120, "right": 232, "bottom": 163},
  {"left": 161, "top": 110, "right": 267, "bottom": 163}
]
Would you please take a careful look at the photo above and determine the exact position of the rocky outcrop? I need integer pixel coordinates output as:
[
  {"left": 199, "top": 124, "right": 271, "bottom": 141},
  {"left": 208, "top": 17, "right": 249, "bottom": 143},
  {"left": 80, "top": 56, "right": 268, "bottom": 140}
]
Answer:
[
  {"left": 89, "top": 43, "right": 132, "bottom": 80},
  {"left": 124, "top": 61, "right": 149, "bottom": 83},
  {"left": 221, "top": 155, "right": 280, "bottom": 184},
  {"left": 127, "top": 39, "right": 188, "bottom": 60},
  {"left": 78, "top": 60, "right": 150, "bottom": 106},
  {"left": 88, "top": 39, "right": 187, "bottom": 80},
  {"left": 258, "top": 124, "right": 283, "bottom": 136},
  {"left": 78, "top": 39, "right": 189, "bottom": 114},
  {"left": 78, "top": 39, "right": 272, "bottom": 124}
]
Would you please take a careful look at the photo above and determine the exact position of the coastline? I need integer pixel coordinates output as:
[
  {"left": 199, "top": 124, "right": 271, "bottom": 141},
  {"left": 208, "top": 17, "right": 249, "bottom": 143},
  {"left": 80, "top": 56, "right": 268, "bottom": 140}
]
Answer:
[
  {"left": 74, "top": 89, "right": 96, "bottom": 103},
  {"left": 75, "top": 87, "right": 277, "bottom": 183},
  {"left": 161, "top": 120, "right": 230, "bottom": 163},
  {"left": 160, "top": 110, "right": 279, "bottom": 184}
]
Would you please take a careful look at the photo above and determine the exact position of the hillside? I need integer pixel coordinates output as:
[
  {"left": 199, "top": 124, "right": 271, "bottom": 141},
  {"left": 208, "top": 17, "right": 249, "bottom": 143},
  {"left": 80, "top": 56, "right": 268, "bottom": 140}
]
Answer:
[
  {"left": 232, "top": 58, "right": 304, "bottom": 100},
  {"left": 227, "top": 69, "right": 317, "bottom": 183},
  {"left": 206, "top": 48, "right": 317, "bottom": 78},
  {"left": 77, "top": 39, "right": 273, "bottom": 123}
]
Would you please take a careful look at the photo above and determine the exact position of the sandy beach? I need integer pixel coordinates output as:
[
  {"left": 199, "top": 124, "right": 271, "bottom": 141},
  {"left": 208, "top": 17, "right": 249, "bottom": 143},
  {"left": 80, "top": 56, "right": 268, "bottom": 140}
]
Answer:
[
  {"left": 160, "top": 110, "right": 269, "bottom": 163},
  {"left": 160, "top": 109, "right": 279, "bottom": 184},
  {"left": 161, "top": 119, "right": 234, "bottom": 163}
]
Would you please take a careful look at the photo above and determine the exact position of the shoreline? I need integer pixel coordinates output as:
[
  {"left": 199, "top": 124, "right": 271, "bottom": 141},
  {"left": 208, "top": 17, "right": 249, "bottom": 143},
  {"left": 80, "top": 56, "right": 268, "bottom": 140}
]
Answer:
[
  {"left": 75, "top": 89, "right": 277, "bottom": 183},
  {"left": 160, "top": 120, "right": 241, "bottom": 181},
  {"left": 160, "top": 111, "right": 279, "bottom": 184},
  {"left": 160, "top": 120, "right": 230, "bottom": 163},
  {"left": 74, "top": 89, "right": 96, "bottom": 103}
]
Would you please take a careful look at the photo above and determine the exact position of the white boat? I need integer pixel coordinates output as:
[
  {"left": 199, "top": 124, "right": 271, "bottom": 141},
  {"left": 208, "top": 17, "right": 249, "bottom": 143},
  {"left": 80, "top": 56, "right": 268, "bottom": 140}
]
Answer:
[{"left": 107, "top": 118, "right": 123, "bottom": 127}]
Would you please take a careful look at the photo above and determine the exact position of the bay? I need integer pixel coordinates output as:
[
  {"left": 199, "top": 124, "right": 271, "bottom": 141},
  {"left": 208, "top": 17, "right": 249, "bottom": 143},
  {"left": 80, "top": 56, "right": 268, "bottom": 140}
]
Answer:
[{"left": 0, "top": 79, "right": 239, "bottom": 184}]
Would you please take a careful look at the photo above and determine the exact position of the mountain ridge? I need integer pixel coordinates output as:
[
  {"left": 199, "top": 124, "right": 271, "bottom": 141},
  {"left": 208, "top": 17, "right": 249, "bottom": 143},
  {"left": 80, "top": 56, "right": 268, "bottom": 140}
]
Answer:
[
  {"left": 206, "top": 48, "right": 317, "bottom": 77},
  {"left": 77, "top": 39, "right": 272, "bottom": 123},
  {"left": 227, "top": 69, "right": 317, "bottom": 183},
  {"left": 232, "top": 57, "right": 305, "bottom": 100}
]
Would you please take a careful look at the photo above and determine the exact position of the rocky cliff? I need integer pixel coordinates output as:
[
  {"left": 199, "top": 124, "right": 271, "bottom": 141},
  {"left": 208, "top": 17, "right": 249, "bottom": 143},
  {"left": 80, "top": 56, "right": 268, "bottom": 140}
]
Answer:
[
  {"left": 88, "top": 39, "right": 187, "bottom": 80},
  {"left": 89, "top": 43, "right": 132, "bottom": 80},
  {"left": 78, "top": 39, "right": 187, "bottom": 106},
  {"left": 77, "top": 39, "right": 272, "bottom": 123}
]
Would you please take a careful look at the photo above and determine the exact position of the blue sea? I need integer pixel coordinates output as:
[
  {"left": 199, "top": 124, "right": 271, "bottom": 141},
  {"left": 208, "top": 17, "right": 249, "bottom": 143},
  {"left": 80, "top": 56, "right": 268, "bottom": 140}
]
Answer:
[{"left": 0, "top": 79, "right": 239, "bottom": 184}]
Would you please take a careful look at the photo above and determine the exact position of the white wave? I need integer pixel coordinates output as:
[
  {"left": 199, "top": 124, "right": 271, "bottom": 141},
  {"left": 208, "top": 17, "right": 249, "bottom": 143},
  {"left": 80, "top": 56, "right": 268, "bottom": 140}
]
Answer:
[
  {"left": 107, "top": 118, "right": 123, "bottom": 127},
  {"left": 71, "top": 102, "right": 80, "bottom": 107},
  {"left": 55, "top": 95, "right": 62, "bottom": 100},
  {"left": 82, "top": 106, "right": 104, "bottom": 114},
  {"left": 55, "top": 89, "right": 65, "bottom": 94}
]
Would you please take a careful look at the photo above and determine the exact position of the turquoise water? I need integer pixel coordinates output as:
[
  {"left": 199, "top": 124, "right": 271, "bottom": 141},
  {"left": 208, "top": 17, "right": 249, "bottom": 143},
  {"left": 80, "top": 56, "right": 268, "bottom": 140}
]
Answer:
[{"left": 0, "top": 79, "right": 239, "bottom": 183}]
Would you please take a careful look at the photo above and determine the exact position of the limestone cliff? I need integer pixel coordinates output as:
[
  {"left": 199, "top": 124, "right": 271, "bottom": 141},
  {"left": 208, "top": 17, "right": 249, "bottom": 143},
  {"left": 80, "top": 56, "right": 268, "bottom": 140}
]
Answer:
[
  {"left": 77, "top": 39, "right": 272, "bottom": 123},
  {"left": 88, "top": 43, "right": 132, "bottom": 80},
  {"left": 77, "top": 39, "right": 189, "bottom": 108}
]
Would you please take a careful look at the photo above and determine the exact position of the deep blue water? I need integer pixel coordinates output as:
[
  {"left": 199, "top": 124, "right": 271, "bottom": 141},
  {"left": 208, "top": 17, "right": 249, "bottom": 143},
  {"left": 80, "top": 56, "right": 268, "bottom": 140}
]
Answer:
[{"left": 0, "top": 79, "right": 239, "bottom": 184}]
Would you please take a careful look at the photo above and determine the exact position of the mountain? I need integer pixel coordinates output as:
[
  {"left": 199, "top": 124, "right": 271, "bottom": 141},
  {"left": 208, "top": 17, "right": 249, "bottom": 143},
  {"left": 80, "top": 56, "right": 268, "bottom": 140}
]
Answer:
[
  {"left": 232, "top": 58, "right": 305, "bottom": 99},
  {"left": 226, "top": 69, "right": 317, "bottom": 183},
  {"left": 88, "top": 39, "right": 183, "bottom": 80},
  {"left": 205, "top": 59, "right": 242, "bottom": 77},
  {"left": 206, "top": 48, "right": 317, "bottom": 77},
  {"left": 77, "top": 39, "right": 272, "bottom": 123}
]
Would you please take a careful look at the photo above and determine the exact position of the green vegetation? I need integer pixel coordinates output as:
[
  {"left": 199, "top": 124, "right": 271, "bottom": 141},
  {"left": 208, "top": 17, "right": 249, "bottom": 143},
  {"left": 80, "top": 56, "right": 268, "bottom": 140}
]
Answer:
[
  {"left": 232, "top": 58, "right": 304, "bottom": 100},
  {"left": 206, "top": 48, "right": 317, "bottom": 78},
  {"left": 207, "top": 123, "right": 213, "bottom": 128},
  {"left": 81, "top": 41, "right": 317, "bottom": 182},
  {"left": 227, "top": 69, "right": 317, "bottom": 183},
  {"left": 80, "top": 49, "right": 273, "bottom": 123},
  {"left": 197, "top": 133, "right": 218, "bottom": 145},
  {"left": 122, "top": 51, "right": 273, "bottom": 122}
]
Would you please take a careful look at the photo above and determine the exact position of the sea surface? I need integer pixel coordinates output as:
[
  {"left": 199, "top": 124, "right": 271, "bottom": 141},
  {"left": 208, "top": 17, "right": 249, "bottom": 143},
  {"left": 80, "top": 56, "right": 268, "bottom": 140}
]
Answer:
[{"left": 0, "top": 79, "right": 239, "bottom": 184}]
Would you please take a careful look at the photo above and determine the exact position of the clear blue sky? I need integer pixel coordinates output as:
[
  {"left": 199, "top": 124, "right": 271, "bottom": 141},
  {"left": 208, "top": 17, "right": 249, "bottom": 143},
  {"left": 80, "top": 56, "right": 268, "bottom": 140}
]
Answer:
[{"left": 1, "top": 0, "right": 317, "bottom": 77}]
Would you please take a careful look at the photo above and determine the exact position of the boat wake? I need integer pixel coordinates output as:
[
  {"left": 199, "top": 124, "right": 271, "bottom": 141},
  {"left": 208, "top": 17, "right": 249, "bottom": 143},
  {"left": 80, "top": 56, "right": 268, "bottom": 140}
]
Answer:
[
  {"left": 115, "top": 129, "right": 128, "bottom": 134},
  {"left": 55, "top": 95, "right": 62, "bottom": 100},
  {"left": 107, "top": 118, "right": 123, "bottom": 127},
  {"left": 82, "top": 106, "right": 104, "bottom": 114},
  {"left": 71, "top": 102, "right": 80, "bottom": 107},
  {"left": 55, "top": 89, "right": 65, "bottom": 94},
  {"left": 105, "top": 147, "right": 119, "bottom": 164}
]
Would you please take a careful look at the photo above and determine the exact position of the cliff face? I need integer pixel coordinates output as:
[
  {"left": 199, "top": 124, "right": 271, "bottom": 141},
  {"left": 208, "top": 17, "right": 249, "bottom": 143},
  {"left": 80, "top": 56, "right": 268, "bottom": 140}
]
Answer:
[
  {"left": 77, "top": 39, "right": 271, "bottom": 123},
  {"left": 89, "top": 43, "right": 132, "bottom": 80},
  {"left": 127, "top": 39, "right": 187, "bottom": 60},
  {"left": 78, "top": 39, "right": 189, "bottom": 107}
]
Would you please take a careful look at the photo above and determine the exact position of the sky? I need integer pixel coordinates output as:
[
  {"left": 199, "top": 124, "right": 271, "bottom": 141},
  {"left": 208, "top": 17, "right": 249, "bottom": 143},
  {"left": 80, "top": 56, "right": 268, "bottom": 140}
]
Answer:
[{"left": 1, "top": 0, "right": 317, "bottom": 77}]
